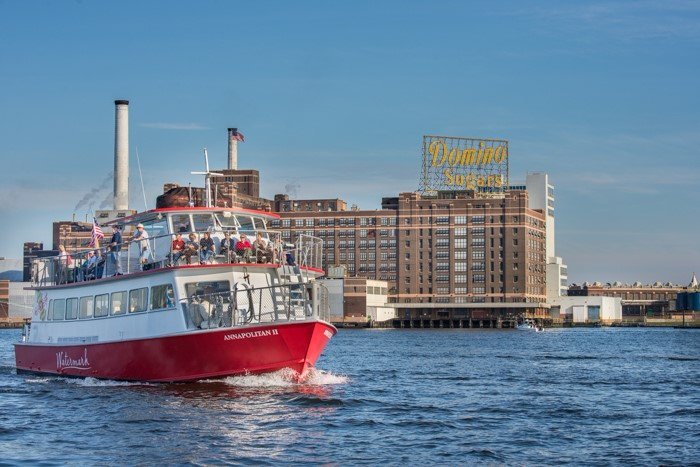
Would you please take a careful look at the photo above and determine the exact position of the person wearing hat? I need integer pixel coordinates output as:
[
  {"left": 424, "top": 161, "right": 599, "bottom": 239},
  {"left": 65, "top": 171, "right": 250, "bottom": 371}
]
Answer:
[
  {"left": 108, "top": 224, "right": 124, "bottom": 276},
  {"left": 133, "top": 223, "right": 151, "bottom": 269}
]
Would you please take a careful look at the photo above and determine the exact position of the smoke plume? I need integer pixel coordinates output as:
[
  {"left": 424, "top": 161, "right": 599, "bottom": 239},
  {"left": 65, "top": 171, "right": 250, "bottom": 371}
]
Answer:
[{"left": 74, "top": 171, "right": 113, "bottom": 212}]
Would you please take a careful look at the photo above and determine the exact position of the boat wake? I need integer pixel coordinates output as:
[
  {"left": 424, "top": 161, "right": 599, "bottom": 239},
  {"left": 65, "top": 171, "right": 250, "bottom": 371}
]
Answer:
[
  {"left": 25, "top": 376, "right": 151, "bottom": 387},
  {"left": 208, "top": 368, "right": 348, "bottom": 388}
]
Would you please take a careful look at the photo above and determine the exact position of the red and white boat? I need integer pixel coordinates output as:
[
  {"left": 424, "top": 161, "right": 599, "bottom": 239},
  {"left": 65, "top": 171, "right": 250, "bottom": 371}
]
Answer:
[{"left": 15, "top": 206, "right": 336, "bottom": 382}]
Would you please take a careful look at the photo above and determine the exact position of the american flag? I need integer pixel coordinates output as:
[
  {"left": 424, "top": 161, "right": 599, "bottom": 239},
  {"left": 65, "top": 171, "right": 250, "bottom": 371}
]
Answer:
[
  {"left": 229, "top": 129, "right": 245, "bottom": 142},
  {"left": 89, "top": 217, "right": 104, "bottom": 246}
]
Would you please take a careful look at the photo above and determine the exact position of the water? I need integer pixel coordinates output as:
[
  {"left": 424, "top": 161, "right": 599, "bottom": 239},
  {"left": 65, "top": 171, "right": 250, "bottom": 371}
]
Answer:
[{"left": 1, "top": 328, "right": 698, "bottom": 465}]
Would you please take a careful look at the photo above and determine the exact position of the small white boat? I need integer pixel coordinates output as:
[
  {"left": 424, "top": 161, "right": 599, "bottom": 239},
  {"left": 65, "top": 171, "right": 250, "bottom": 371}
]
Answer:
[{"left": 516, "top": 320, "right": 537, "bottom": 331}]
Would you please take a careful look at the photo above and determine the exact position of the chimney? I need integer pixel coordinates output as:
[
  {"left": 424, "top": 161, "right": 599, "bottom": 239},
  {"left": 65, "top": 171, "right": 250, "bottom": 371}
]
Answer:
[
  {"left": 228, "top": 127, "right": 238, "bottom": 170},
  {"left": 114, "top": 99, "right": 129, "bottom": 210}
]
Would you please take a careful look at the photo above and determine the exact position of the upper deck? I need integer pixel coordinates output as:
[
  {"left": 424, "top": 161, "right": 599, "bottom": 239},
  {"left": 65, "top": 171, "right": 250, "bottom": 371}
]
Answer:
[{"left": 33, "top": 207, "right": 323, "bottom": 289}]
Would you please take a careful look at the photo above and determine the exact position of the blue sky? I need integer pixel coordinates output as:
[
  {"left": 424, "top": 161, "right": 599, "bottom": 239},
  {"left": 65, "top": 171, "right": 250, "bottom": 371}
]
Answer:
[{"left": 0, "top": 0, "right": 698, "bottom": 284}]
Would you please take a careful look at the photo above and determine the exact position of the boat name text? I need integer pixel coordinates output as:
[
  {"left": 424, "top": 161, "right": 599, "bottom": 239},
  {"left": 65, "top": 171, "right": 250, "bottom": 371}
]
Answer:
[
  {"left": 56, "top": 348, "right": 91, "bottom": 371},
  {"left": 224, "top": 329, "right": 279, "bottom": 341}
]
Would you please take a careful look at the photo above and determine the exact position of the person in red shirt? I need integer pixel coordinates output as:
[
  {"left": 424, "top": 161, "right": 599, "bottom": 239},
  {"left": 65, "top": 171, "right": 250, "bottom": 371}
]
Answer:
[
  {"left": 235, "top": 233, "right": 253, "bottom": 263},
  {"left": 169, "top": 233, "right": 186, "bottom": 266}
]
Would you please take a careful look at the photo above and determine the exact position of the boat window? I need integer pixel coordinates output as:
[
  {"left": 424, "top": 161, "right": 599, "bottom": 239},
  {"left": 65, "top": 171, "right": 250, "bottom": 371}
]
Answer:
[
  {"left": 142, "top": 217, "right": 169, "bottom": 239},
  {"left": 185, "top": 281, "right": 230, "bottom": 302},
  {"left": 216, "top": 213, "right": 238, "bottom": 230},
  {"left": 192, "top": 214, "right": 215, "bottom": 232},
  {"left": 151, "top": 284, "right": 175, "bottom": 310},
  {"left": 129, "top": 288, "right": 148, "bottom": 313},
  {"left": 253, "top": 217, "right": 266, "bottom": 231},
  {"left": 66, "top": 298, "right": 79, "bottom": 320},
  {"left": 171, "top": 214, "right": 192, "bottom": 233},
  {"left": 111, "top": 291, "right": 127, "bottom": 315},
  {"left": 236, "top": 215, "right": 255, "bottom": 234},
  {"left": 79, "top": 296, "right": 94, "bottom": 319},
  {"left": 94, "top": 294, "right": 109, "bottom": 318},
  {"left": 53, "top": 299, "right": 66, "bottom": 320},
  {"left": 47, "top": 300, "right": 53, "bottom": 321}
]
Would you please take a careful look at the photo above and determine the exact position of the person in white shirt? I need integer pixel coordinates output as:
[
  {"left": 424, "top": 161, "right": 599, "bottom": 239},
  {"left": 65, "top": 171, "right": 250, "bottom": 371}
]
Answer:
[{"left": 133, "top": 223, "right": 151, "bottom": 267}]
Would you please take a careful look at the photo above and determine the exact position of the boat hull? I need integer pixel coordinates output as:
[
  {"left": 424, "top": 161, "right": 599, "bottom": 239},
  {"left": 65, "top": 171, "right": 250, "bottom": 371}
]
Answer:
[{"left": 15, "top": 320, "right": 336, "bottom": 382}]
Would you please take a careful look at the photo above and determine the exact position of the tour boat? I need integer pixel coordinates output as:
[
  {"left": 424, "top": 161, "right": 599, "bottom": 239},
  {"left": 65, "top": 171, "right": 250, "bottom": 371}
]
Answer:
[{"left": 14, "top": 206, "right": 337, "bottom": 382}]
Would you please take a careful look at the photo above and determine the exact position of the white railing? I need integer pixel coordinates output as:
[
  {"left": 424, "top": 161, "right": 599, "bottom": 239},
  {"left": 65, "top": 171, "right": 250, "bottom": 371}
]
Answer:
[
  {"left": 179, "top": 281, "right": 331, "bottom": 330},
  {"left": 33, "top": 229, "right": 324, "bottom": 287}
]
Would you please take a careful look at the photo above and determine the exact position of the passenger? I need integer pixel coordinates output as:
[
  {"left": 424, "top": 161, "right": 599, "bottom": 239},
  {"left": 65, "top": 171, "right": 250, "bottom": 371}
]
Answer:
[
  {"left": 219, "top": 231, "right": 237, "bottom": 262},
  {"left": 285, "top": 250, "right": 296, "bottom": 266},
  {"left": 57, "top": 245, "right": 74, "bottom": 283},
  {"left": 86, "top": 250, "right": 99, "bottom": 280},
  {"left": 133, "top": 223, "right": 151, "bottom": 269},
  {"left": 235, "top": 233, "right": 253, "bottom": 263},
  {"left": 253, "top": 232, "right": 272, "bottom": 264},
  {"left": 183, "top": 233, "right": 200, "bottom": 265},
  {"left": 108, "top": 224, "right": 123, "bottom": 276},
  {"left": 169, "top": 233, "right": 186, "bottom": 266},
  {"left": 199, "top": 231, "right": 216, "bottom": 264}
]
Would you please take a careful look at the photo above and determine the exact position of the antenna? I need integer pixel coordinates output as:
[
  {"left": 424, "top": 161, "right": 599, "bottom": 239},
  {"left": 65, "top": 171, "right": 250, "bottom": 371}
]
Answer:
[
  {"left": 135, "top": 146, "right": 148, "bottom": 211},
  {"left": 191, "top": 148, "right": 224, "bottom": 207}
]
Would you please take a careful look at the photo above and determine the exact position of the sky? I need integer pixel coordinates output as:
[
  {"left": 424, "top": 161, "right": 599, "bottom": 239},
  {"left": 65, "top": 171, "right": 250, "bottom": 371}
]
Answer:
[{"left": 0, "top": 0, "right": 698, "bottom": 284}]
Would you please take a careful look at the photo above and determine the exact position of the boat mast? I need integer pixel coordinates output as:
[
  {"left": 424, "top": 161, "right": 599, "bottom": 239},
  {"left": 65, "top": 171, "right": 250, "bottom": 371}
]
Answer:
[{"left": 191, "top": 148, "right": 224, "bottom": 207}]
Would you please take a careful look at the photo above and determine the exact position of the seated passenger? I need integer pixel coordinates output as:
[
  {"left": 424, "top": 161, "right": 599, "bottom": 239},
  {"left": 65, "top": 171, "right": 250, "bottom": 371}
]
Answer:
[
  {"left": 199, "top": 231, "right": 215, "bottom": 264},
  {"left": 253, "top": 232, "right": 273, "bottom": 263},
  {"left": 235, "top": 233, "right": 253, "bottom": 263},
  {"left": 285, "top": 250, "right": 296, "bottom": 266},
  {"left": 183, "top": 233, "right": 200, "bottom": 265},
  {"left": 169, "top": 233, "right": 185, "bottom": 266},
  {"left": 219, "top": 232, "right": 237, "bottom": 262}
]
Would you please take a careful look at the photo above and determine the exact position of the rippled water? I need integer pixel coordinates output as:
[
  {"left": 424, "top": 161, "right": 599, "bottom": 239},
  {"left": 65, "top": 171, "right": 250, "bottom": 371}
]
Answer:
[{"left": 1, "top": 327, "right": 698, "bottom": 465}]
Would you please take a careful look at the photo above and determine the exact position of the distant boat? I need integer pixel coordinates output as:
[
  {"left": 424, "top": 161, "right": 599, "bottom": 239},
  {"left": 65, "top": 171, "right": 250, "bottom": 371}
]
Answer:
[{"left": 517, "top": 320, "right": 537, "bottom": 331}]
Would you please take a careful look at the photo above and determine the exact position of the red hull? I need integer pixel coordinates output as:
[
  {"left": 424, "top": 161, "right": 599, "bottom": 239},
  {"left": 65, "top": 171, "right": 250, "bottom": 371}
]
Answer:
[{"left": 15, "top": 321, "right": 336, "bottom": 382}]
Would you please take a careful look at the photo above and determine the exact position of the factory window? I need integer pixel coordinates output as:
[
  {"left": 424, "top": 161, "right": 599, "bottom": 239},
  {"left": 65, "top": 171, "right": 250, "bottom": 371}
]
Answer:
[
  {"left": 514, "top": 275, "right": 519, "bottom": 283},
  {"left": 435, "top": 216, "right": 450, "bottom": 225},
  {"left": 436, "top": 275, "right": 450, "bottom": 283},
  {"left": 282, "top": 219, "right": 291, "bottom": 227},
  {"left": 360, "top": 252, "right": 367, "bottom": 261},
  {"left": 472, "top": 215, "right": 485, "bottom": 224},
  {"left": 79, "top": 296, "right": 94, "bottom": 319},
  {"left": 472, "top": 227, "right": 485, "bottom": 236},
  {"left": 269, "top": 220, "right": 280, "bottom": 229},
  {"left": 473, "top": 286, "right": 485, "bottom": 294},
  {"left": 473, "top": 274, "right": 485, "bottom": 283},
  {"left": 348, "top": 252, "right": 355, "bottom": 261},
  {"left": 436, "top": 251, "right": 450, "bottom": 259},
  {"left": 455, "top": 216, "right": 467, "bottom": 225},
  {"left": 436, "top": 239, "right": 450, "bottom": 248},
  {"left": 455, "top": 287, "right": 467, "bottom": 294},
  {"left": 472, "top": 238, "right": 485, "bottom": 247},
  {"left": 360, "top": 229, "right": 368, "bottom": 237},
  {"left": 295, "top": 219, "right": 304, "bottom": 227},
  {"left": 436, "top": 228, "right": 449, "bottom": 236},
  {"left": 454, "top": 227, "right": 467, "bottom": 236},
  {"left": 472, "top": 262, "right": 485, "bottom": 271},
  {"left": 305, "top": 219, "right": 314, "bottom": 227},
  {"left": 368, "top": 251, "right": 376, "bottom": 260},
  {"left": 381, "top": 252, "right": 388, "bottom": 261},
  {"left": 454, "top": 238, "right": 467, "bottom": 249},
  {"left": 455, "top": 275, "right": 467, "bottom": 283},
  {"left": 454, "top": 251, "right": 467, "bottom": 260},
  {"left": 513, "top": 263, "right": 519, "bottom": 270},
  {"left": 381, "top": 218, "right": 389, "bottom": 226},
  {"left": 513, "top": 239, "right": 519, "bottom": 246},
  {"left": 472, "top": 250, "right": 485, "bottom": 260},
  {"left": 455, "top": 262, "right": 467, "bottom": 272},
  {"left": 436, "top": 262, "right": 450, "bottom": 271}
]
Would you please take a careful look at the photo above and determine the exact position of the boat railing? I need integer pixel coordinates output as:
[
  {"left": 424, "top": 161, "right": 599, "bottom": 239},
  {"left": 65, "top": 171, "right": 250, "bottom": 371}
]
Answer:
[
  {"left": 179, "top": 281, "right": 331, "bottom": 329},
  {"left": 32, "top": 229, "right": 324, "bottom": 287}
]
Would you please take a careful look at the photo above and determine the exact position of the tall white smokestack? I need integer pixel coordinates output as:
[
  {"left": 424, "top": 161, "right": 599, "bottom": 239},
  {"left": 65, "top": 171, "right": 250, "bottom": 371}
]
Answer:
[
  {"left": 228, "top": 127, "right": 239, "bottom": 170},
  {"left": 114, "top": 100, "right": 129, "bottom": 210}
]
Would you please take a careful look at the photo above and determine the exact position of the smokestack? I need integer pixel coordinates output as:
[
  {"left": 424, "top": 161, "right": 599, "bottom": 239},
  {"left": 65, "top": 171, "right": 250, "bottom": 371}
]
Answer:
[
  {"left": 228, "top": 127, "right": 238, "bottom": 170},
  {"left": 114, "top": 100, "right": 129, "bottom": 210}
]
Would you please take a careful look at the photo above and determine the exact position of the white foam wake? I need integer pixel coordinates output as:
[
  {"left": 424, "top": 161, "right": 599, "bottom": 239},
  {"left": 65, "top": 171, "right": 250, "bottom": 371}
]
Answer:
[{"left": 209, "top": 368, "right": 348, "bottom": 388}]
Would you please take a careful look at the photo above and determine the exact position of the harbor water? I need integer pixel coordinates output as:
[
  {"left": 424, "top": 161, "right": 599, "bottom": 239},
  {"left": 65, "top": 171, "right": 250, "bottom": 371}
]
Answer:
[{"left": 0, "top": 327, "right": 698, "bottom": 465}]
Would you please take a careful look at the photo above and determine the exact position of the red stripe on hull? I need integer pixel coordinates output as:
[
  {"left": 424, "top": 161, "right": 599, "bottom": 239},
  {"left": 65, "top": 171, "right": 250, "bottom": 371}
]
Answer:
[{"left": 15, "top": 321, "right": 336, "bottom": 383}]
